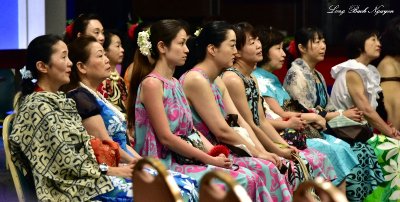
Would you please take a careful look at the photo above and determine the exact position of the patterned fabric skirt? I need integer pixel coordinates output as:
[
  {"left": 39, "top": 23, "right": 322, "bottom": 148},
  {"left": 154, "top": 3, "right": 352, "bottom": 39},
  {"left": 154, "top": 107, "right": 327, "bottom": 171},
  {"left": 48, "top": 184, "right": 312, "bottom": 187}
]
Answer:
[
  {"left": 93, "top": 168, "right": 199, "bottom": 202},
  {"left": 365, "top": 135, "right": 400, "bottom": 202},
  {"left": 170, "top": 161, "right": 274, "bottom": 202},
  {"left": 299, "top": 148, "right": 337, "bottom": 182},
  {"left": 232, "top": 156, "right": 293, "bottom": 202},
  {"left": 306, "top": 134, "right": 359, "bottom": 185},
  {"left": 345, "top": 141, "right": 384, "bottom": 201}
]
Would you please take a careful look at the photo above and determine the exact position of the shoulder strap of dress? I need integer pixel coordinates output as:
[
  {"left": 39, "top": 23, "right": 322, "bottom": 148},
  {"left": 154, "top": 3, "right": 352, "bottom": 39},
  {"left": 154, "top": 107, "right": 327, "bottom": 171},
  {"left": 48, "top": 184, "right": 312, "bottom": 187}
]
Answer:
[{"left": 381, "top": 77, "right": 400, "bottom": 83}]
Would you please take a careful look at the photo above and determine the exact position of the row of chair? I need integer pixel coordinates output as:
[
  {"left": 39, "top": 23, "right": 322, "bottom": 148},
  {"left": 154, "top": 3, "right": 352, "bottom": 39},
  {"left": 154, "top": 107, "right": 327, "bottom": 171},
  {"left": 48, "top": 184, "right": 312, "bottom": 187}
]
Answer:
[{"left": 2, "top": 113, "right": 347, "bottom": 202}]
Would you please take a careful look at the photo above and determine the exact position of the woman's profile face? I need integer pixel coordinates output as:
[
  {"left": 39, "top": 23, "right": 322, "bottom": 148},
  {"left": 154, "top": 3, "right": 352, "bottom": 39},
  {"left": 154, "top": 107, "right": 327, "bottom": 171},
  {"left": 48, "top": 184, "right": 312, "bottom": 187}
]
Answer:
[
  {"left": 164, "top": 29, "right": 189, "bottom": 67},
  {"left": 84, "top": 42, "right": 111, "bottom": 82},
  {"left": 363, "top": 35, "right": 381, "bottom": 60},
  {"left": 238, "top": 33, "right": 263, "bottom": 65},
  {"left": 214, "top": 29, "right": 237, "bottom": 69},
  {"left": 267, "top": 42, "right": 286, "bottom": 70},
  {"left": 46, "top": 40, "right": 72, "bottom": 87},
  {"left": 84, "top": 20, "right": 105, "bottom": 45},
  {"left": 303, "top": 34, "right": 326, "bottom": 63},
  {"left": 105, "top": 34, "right": 124, "bottom": 65}
]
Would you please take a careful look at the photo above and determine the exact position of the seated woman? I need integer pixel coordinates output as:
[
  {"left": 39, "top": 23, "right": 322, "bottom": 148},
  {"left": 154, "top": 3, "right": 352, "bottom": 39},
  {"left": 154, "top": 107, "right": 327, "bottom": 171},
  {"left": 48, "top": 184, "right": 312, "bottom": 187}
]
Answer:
[
  {"left": 221, "top": 22, "right": 337, "bottom": 185},
  {"left": 97, "top": 30, "right": 129, "bottom": 115},
  {"left": 10, "top": 34, "right": 133, "bottom": 201},
  {"left": 330, "top": 29, "right": 400, "bottom": 202},
  {"left": 64, "top": 36, "right": 199, "bottom": 201},
  {"left": 126, "top": 19, "right": 274, "bottom": 202},
  {"left": 377, "top": 16, "right": 400, "bottom": 130},
  {"left": 179, "top": 20, "right": 297, "bottom": 201},
  {"left": 283, "top": 27, "right": 382, "bottom": 201},
  {"left": 253, "top": 26, "right": 358, "bottom": 193}
]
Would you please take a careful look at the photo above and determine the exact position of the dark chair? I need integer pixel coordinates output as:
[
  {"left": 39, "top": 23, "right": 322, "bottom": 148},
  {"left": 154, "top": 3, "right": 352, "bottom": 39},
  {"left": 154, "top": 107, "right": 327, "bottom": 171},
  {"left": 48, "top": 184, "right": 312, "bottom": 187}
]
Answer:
[
  {"left": 199, "top": 170, "right": 252, "bottom": 202},
  {"left": 132, "top": 157, "right": 183, "bottom": 202}
]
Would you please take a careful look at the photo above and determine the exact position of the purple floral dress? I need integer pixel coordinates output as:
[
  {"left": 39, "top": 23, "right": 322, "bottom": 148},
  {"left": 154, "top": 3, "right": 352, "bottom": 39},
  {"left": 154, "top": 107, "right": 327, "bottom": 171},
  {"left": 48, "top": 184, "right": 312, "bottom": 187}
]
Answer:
[
  {"left": 135, "top": 72, "right": 273, "bottom": 202},
  {"left": 180, "top": 68, "right": 294, "bottom": 201}
]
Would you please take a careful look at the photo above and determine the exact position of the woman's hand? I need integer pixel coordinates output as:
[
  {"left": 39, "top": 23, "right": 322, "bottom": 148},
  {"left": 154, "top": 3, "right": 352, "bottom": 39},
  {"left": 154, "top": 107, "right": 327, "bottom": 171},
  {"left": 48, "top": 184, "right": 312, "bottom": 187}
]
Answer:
[
  {"left": 343, "top": 107, "right": 363, "bottom": 122},
  {"left": 208, "top": 154, "right": 232, "bottom": 169},
  {"left": 286, "top": 115, "right": 307, "bottom": 131},
  {"left": 258, "top": 151, "right": 282, "bottom": 168},
  {"left": 107, "top": 163, "right": 135, "bottom": 178},
  {"left": 277, "top": 147, "right": 297, "bottom": 161},
  {"left": 308, "top": 114, "right": 327, "bottom": 130}
]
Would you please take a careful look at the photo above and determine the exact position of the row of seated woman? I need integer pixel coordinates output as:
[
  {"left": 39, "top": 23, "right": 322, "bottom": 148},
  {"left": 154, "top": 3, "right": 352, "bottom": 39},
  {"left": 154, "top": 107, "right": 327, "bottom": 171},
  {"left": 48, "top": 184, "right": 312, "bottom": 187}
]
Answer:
[{"left": 8, "top": 14, "right": 400, "bottom": 202}]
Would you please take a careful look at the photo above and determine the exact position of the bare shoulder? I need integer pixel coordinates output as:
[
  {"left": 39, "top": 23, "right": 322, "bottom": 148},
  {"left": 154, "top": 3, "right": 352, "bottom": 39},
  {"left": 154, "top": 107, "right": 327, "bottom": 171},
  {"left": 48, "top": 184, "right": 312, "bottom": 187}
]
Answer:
[
  {"left": 141, "top": 77, "right": 163, "bottom": 91},
  {"left": 378, "top": 56, "right": 399, "bottom": 77},
  {"left": 182, "top": 70, "right": 209, "bottom": 89},
  {"left": 221, "top": 71, "right": 243, "bottom": 86}
]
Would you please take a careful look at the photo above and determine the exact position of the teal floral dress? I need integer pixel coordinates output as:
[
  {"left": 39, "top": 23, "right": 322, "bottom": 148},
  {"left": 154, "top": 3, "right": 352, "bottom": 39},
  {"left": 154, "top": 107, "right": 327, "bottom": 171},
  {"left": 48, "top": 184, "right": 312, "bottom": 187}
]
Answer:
[
  {"left": 135, "top": 72, "right": 275, "bottom": 202},
  {"left": 284, "top": 58, "right": 385, "bottom": 201},
  {"left": 254, "top": 66, "right": 358, "bottom": 185}
]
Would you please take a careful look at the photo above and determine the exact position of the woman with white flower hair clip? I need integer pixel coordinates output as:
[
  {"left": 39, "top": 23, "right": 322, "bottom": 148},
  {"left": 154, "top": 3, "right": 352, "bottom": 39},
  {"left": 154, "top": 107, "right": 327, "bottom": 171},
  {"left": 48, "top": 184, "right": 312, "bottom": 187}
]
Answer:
[
  {"left": 10, "top": 34, "right": 136, "bottom": 201},
  {"left": 127, "top": 19, "right": 276, "bottom": 202}
]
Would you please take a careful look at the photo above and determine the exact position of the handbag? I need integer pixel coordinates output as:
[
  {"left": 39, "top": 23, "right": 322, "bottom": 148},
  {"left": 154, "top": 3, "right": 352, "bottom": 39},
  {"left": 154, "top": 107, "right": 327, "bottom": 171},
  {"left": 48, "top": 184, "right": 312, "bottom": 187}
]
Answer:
[
  {"left": 172, "top": 129, "right": 206, "bottom": 165},
  {"left": 327, "top": 115, "right": 373, "bottom": 144},
  {"left": 282, "top": 100, "right": 322, "bottom": 139},
  {"left": 291, "top": 153, "right": 320, "bottom": 201},
  {"left": 225, "top": 114, "right": 253, "bottom": 157},
  {"left": 280, "top": 128, "right": 307, "bottom": 150},
  {"left": 90, "top": 137, "right": 121, "bottom": 167}
]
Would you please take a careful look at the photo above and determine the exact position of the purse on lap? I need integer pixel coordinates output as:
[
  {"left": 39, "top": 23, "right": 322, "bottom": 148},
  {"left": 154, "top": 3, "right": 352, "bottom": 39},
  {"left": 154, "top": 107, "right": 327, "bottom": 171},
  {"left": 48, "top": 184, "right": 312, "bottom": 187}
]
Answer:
[
  {"left": 327, "top": 115, "right": 373, "bottom": 145},
  {"left": 282, "top": 100, "right": 322, "bottom": 139},
  {"left": 90, "top": 138, "right": 121, "bottom": 167},
  {"left": 172, "top": 129, "right": 205, "bottom": 165},
  {"left": 224, "top": 114, "right": 253, "bottom": 157}
]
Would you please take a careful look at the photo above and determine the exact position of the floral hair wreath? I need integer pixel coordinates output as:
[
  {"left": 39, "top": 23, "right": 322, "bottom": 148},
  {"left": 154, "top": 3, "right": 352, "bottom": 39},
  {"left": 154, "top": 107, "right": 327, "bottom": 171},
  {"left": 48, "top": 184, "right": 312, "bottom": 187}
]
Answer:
[
  {"left": 137, "top": 29, "right": 152, "bottom": 56},
  {"left": 194, "top": 27, "right": 203, "bottom": 37},
  {"left": 20, "top": 66, "right": 37, "bottom": 83}
]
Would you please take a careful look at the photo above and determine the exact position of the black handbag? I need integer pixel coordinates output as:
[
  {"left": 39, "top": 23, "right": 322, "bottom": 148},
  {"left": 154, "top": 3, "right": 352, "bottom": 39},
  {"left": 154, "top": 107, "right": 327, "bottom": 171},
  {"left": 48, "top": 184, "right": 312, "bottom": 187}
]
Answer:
[
  {"left": 328, "top": 115, "right": 373, "bottom": 145},
  {"left": 172, "top": 129, "right": 206, "bottom": 165}
]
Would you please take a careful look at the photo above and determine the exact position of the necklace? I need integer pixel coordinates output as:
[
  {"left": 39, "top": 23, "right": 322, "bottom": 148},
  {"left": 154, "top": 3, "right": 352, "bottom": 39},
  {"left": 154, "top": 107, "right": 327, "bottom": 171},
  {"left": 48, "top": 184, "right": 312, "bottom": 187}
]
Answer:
[{"left": 79, "top": 82, "right": 126, "bottom": 121}]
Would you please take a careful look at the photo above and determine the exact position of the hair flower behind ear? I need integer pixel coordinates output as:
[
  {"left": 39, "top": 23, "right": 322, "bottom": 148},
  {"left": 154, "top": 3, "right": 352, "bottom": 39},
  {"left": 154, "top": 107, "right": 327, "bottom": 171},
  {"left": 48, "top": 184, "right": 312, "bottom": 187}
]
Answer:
[
  {"left": 194, "top": 28, "right": 203, "bottom": 37},
  {"left": 137, "top": 29, "right": 152, "bottom": 56}
]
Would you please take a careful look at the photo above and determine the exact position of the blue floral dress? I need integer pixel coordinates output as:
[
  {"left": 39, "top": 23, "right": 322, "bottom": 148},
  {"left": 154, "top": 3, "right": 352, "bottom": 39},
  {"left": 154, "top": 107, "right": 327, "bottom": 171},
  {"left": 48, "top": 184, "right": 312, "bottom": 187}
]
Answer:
[
  {"left": 68, "top": 87, "right": 199, "bottom": 202},
  {"left": 253, "top": 65, "right": 359, "bottom": 186}
]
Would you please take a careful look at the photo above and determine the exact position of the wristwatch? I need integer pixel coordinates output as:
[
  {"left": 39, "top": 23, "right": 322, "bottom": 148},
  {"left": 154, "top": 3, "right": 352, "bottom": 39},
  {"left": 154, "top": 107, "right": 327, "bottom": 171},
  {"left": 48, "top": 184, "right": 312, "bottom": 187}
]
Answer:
[{"left": 99, "top": 163, "right": 108, "bottom": 175}]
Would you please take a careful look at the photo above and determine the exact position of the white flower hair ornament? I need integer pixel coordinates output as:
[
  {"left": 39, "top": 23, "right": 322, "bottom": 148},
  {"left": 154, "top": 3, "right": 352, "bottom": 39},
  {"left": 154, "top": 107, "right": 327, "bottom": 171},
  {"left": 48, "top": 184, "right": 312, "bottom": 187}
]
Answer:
[
  {"left": 19, "top": 66, "right": 37, "bottom": 83},
  {"left": 137, "top": 29, "right": 152, "bottom": 56},
  {"left": 194, "top": 28, "right": 203, "bottom": 37}
]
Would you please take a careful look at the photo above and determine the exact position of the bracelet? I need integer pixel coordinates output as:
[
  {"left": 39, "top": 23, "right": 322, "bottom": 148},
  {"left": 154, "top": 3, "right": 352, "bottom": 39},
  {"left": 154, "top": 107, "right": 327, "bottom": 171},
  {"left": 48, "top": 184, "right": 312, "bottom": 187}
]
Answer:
[
  {"left": 318, "top": 111, "right": 327, "bottom": 118},
  {"left": 337, "top": 109, "right": 343, "bottom": 116}
]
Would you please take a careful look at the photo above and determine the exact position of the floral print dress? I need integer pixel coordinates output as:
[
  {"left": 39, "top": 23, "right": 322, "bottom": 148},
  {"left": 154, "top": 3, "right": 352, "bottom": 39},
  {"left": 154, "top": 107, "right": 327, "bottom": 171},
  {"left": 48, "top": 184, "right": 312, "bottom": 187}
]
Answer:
[
  {"left": 284, "top": 58, "right": 384, "bottom": 201},
  {"left": 224, "top": 67, "right": 337, "bottom": 184},
  {"left": 180, "top": 68, "right": 294, "bottom": 201},
  {"left": 68, "top": 87, "right": 199, "bottom": 202}
]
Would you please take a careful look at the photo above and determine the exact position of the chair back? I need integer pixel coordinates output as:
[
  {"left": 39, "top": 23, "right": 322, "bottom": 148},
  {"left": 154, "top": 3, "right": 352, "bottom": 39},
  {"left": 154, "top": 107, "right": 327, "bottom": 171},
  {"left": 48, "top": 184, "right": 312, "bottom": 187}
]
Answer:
[
  {"left": 132, "top": 157, "right": 183, "bottom": 202},
  {"left": 3, "top": 114, "right": 37, "bottom": 202},
  {"left": 293, "top": 177, "right": 348, "bottom": 202},
  {"left": 199, "top": 170, "right": 252, "bottom": 202}
]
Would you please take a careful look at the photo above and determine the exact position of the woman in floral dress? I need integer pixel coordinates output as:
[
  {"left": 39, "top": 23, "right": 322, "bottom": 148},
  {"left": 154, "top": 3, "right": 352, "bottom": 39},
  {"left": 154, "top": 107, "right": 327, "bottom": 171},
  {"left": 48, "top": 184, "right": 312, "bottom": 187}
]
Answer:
[
  {"left": 221, "top": 22, "right": 337, "bottom": 186},
  {"left": 179, "top": 21, "right": 295, "bottom": 201},
  {"left": 284, "top": 27, "right": 385, "bottom": 201},
  {"left": 64, "top": 36, "right": 199, "bottom": 201},
  {"left": 253, "top": 26, "right": 358, "bottom": 194},
  {"left": 127, "top": 19, "right": 274, "bottom": 202}
]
